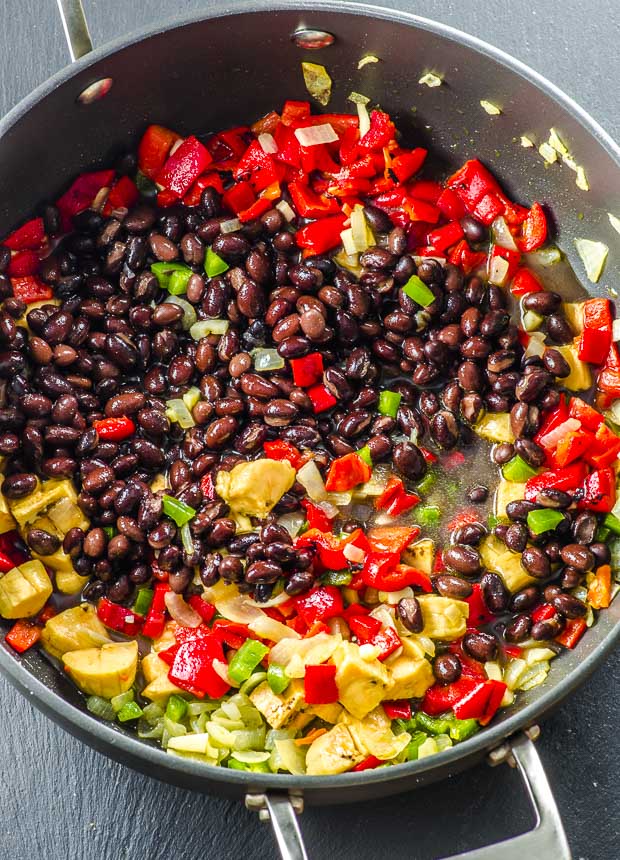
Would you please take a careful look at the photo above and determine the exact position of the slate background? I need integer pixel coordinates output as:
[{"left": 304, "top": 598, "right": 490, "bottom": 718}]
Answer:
[{"left": 0, "top": 1, "right": 618, "bottom": 858}]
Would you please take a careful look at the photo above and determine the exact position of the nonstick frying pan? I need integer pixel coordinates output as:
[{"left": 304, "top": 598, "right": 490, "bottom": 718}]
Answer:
[{"left": 1, "top": 2, "right": 619, "bottom": 858}]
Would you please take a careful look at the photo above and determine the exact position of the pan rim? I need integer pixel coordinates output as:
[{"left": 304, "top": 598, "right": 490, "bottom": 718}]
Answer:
[{"left": 0, "top": 0, "right": 619, "bottom": 794}]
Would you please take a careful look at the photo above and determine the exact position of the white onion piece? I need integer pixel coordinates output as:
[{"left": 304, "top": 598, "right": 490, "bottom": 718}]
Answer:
[
  {"left": 164, "top": 592, "right": 202, "bottom": 628},
  {"left": 488, "top": 255, "right": 510, "bottom": 286},
  {"left": 276, "top": 200, "right": 296, "bottom": 222},
  {"left": 317, "top": 500, "right": 339, "bottom": 519},
  {"left": 246, "top": 589, "right": 295, "bottom": 609},
  {"left": 491, "top": 216, "right": 518, "bottom": 250},
  {"left": 357, "top": 101, "right": 371, "bottom": 138},
  {"left": 538, "top": 418, "right": 581, "bottom": 450},
  {"left": 343, "top": 543, "right": 366, "bottom": 564},
  {"left": 524, "top": 332, "right": 546, "bottom": 358},
  {"left": 220, "top": 217, "right": 242, "bottom": 234},
  {"left": 216, "top": 595, "right": 264, "bottom": 625},
  {"left": 169, "top": 137, "right": 185, "bottom": 156},
  {"left": 189, "top": 319, "right": 229, "bottom": 339},
  {"left": 276, "top": 511, "right": 306, "bottom": 538},
  {"left": 613, "top": 319, "right": 620, "bottom": 342},
  {"left": 258, "top": 132, "right": 278, "bottom": 154},
  {"left": 213, "top": 658, "right": 237, "bottom": 686},
  {"left": 294, "top": 123, "right": 338, "bottom": 147},
  {"left": 609, "top": 400, "right": 620, "bottom": 424},
  {"left": 248, "top": 614, "right": 300, "bottom": 642},
  {"left": 296, "top": 460, "right": 327, "bottom": 502}
]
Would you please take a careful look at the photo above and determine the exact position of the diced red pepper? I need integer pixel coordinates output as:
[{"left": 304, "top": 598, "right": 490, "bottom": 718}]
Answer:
[
  {"left": 577, "top": 467, "right": 616, "bottom": 513},
  {"left": 436, "top": 188, "right": 467, "bottom": 220},
  {"left": 422, "top": 677, "right": 480, "bottom": 716},
  {"left": 10, "top": 276, "right": 52, "bottom": 304},
  {"left": 451, "top": 681, "right": 492, "bottom": 720},
  {"left": 0, "top": 552, "right": 15, "bottom": 573},
  {"left": 427, "top": 221, "right": 465, "bottom": 252},
  {"left": 188, "top": 595, "right": 216, "bottom": 624},
  {"left": 296, "top": 215, "right": 347, "bottom": 255},
  {"left": 382, "top": 700, "right": 412, "bottom": 721},
  {"left": 233, "top": 140, "right": 275, "bottom": 179},
  {"left": 478, "top": 680, "right": 508, "bottom": 726},
  {"left": 281, "top": 100, "right": 311, "bottom": 126},
  {"left": 55, "top": 169, "right": 116, "bottom": 230},
  {"left": 7, "top": 250, "right": 40, "bottom": 277},
  {"left": 585, "top": 422, "right": 620, "bottom": 469},
  {"left": 517, "top": 202, "right": 547, "bottom": 252},
  {"left": 448, "top": 240, "right": 486, "bottom": 274},
  {"left": 533, "top": 397, "right": 569, "bottom": 446},
  {"left": 157, "top": 189, "right": 180, "bottom": 209},
  {"left": 359, "top": 552, "right": 400, "bottom": 591},
  {"left": 446, "top": 510, "right": 482, "bottom": 532},
  {"left": 448, "top": 640, "right": 487, "bottom": 679},
  {"left": 183, "top": 172, "right": 225, "bottom": 207},
  {"left": 296, "top": 528, "right": 369, "bottom": 572},
  {"left": 348, "top": 614, "right": 382, "bottom": 642},
  {"left": 472, "top": 193, "right": 505, "bottom": 226},
  {"left": 465, "top": 583, "right": 495, "bottom": 627},
  {"left": 301, "top": 499, "right": 334, "bottom": 532},
  {"left": 252, "top": 111, "right": 281, "bottom": 135},
  {"left": 212, "top": 619, "right": 260, "bottom": 650},
  {"left": 263, "top": 439, "right": 302, "bottom": 469},
  {"left": 524, "top": 461, "right": 587, "bottom": 501},
  {"left": 222, "top": 180, "right": 256, "bottom": 215},
  {"left": 4, "top": 218, "right": 46, "bottom": 250},
  {"left": 298, "top": 113, "right": 359, "bottom": 136},
  {"left": 38, "top": 604, "right": 57, "bottom": 625},
  {"left": 489, "top": 244, "right": 521, "bottom": 283},
  {"left": 408, "top": 180, "right": 442, "bottom": 203},
  {"left": 238, "top": 197, "right": 273, "bottom": 223},
  {"left": 93, "top": 416, "right": 136, "bottom": 442},
  {"left": 157, "top": 136, "right": 212, "bottom": 197},
  {"left": 532, "top": 603, "right": 556, "bottom": 623},
  {"left": 97, "top": 597, "right": 142, "bottom": 636},
  {"left": 405, "top": 198, "right": 441, "bottom": 224},
  {"left": 447, "top": 159, "right": 503, "bottom": 211},
  {"left": 325, "top": 453, "right": 372, "bottom": 492},
  {"left": 578, "top": 328, "right": 612, "bottom": 366},
  {"left": 306, "top": 383, "right": 337, "bottom": 414},
  {"left": 168, "top": 635, "right": 230, "bottom": 699},
  {"left": 199, "top": 472, "right": 216, "bottom": 500},
  {"left": 288, "top": 182, "right": 339, "bottom": 218},
  {"left": 556, "top": 617, "right": 587, "bottom": 649},
  {"left": 371, "top": 625, "right": 403, "bottom": 661},
  {"left": 295, "top": 586, "right": 344, "bottom": 626},
  {"left": 552, "top": 429, "right": 592, "bottom": 467},
  {"left": 304, "top": 664, "right": 338, "bottom": 704},
  {"left": 358, "top": 111, "right": 396, "bottom": 152},
  {"left": 391, "top": 148, "right": 427, "bottom": 182},
  {"left": 138, "top": 125, "right": 180, "bottom": 180},
  {"left": 503, "top": 644, "right": 523, "bottom": 659},
  {"left": 366, "top": 525, "right": 420, "bottom": 555},
  {"left": 510, "top": 267, "right": 543, "bottom": 296},
  {"left": 351, "top": 755, "right": 382, "bottom": 772},
  {"left": 103, "top": 176, "right": 139, "bottom": 215},
  {"left": 290, "top": 352, "right": 324, "bottom": 388},
  {"left": 142, "top": 582, "right": 170, "bottom": 639},
  {"left": 568, "top": 397, "right": 604, "bottom": 432},
  {"left": 5, "top": 619, "right": 41, "bottom": 653}
]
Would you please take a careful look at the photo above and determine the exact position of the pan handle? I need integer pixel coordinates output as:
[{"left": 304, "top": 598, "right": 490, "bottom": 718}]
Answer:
[
  {"left": 56, "top": 0, "right": 93, "bottom": 61},
  {"left": 249, "top": 732, "right": 571, "bottom": 860}
]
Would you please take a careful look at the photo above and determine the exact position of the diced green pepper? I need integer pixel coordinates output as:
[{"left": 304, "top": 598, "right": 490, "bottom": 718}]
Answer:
[
  {"left": 402, "top": 275, "right": 435, "bottom": 307},
  {"left": 357, "top": 445, "right": 373, "bottom": 467},
  {"left": 165, "top": 694, "right": 188, "bottom": 723},
  {"left": 162, "top": 494, "right": 196, "bottom": 526},
  {"left": 151, "top": 261, "right": 192, "bottom": 291},
  {"left": 502, "top": 455, "right": 538, "bottom": 482},
  {"left": 603, "top": 513, "right": 620, "bottom": 536},
  {"left": 102, "top": 526, "right": 116, "bottom": 540},
  {"left": 133, "top": 587, "right": 154, "bottom": 616},
  {"left": 117, "top": 701, "right": 144, "bottom": 722},
  {"left": 406, "top": 730, "right": 429, "bottom": 760},
  {"left": 228, "top": 639, "right": 270, "bottom": 685},
  {"left": 205, "top": 247, "right": 229, "bottom": 278},
  {"left": 321, "top": 570, "right": 353, "bottom": 587},
  {"left": 415, "top": 505, "right": 441, "bottom": 527},
  {"left": 449, "top": 718, "right": 479, "bottom": 742},
  {"left": 267, "top": 663, "right": 290, "bottom": 695},
  {"left": 111, "top": 690, "right": 134, "bottom": 713},
  {"left": 227, "top": 758, "right": 271, "bottom": 773},
  {"left": 416, "top": 471, "right": 436, "bottom": 495},
  {"left": 416, "top": 712, "right": 453, "bottom": 736},
  {"left": 527, "top": 508, "right": 565, "bottom": 535},
  {"left": 596, "top": 526, "right": 611, "bottom": 542},
  {"left": 167, "top": 268, "right": 192, "bottom": 295},
  {"left": 378, "top": 390, "right": 402, "bottom": 418}
]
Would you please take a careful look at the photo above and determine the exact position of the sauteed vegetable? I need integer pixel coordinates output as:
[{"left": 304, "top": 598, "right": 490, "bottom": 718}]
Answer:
[{"left": 0, "top": 94, "right": 618, "bottom": 775}]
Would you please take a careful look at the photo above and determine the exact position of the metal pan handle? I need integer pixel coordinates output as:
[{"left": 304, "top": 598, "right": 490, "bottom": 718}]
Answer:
[
  {"left": 249, "top": 732, "right": 571, "bottom": 860},
  {"left": 56, "top": 0, "right": 93, "bottom": 60}
]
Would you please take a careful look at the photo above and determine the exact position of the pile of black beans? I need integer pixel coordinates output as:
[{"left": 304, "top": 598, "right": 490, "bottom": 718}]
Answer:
[{"left": 0, "top": 168, "right": 602, "bottom": 640}]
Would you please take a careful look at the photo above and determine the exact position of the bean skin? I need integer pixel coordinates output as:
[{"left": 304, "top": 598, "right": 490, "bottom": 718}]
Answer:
[
  {"left": 463, "top": 631, "right": 497, "bottom": 662},
  {"left": 396, "top": 597, "right": 423, "bottom": 633},
  {"left": 433, "top": 653, "right": 462, "bottom": 685}
]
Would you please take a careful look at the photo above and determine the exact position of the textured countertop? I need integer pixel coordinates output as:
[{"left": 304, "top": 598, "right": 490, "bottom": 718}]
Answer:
[{"left": 1, "top": 1, "right": 618, "bottom": 858}]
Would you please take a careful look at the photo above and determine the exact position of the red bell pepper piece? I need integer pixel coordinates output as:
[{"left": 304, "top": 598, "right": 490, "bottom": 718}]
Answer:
[
  {"left": 406, "top": 198, "right": 441, "bottom": 224},
  {"left": 358, "top": 111, "right": 396, "bottom": 151},
  {"left": 585, "top": 423, "right": 620, "bottom": 469},
  {"left": 301, "top": 499, "right": 334, "bottom": 532},
  {"left": 188, "top": 595, "right": 216, "bottom": 624},
  {"left": 103, "top": 176, "right": 139, "bottom": 215},
  {"left": 238, "top": 197, "right": 273, "bottom": 223},
  {"left": 142, "top": 582, "right": 170, "bottom": 639},
  {"left": 9, "top": 276, "right": 52, "bottom": 304},
  {"left": 252, "top": 111, "right": 281, "bottom": 135},
  {"left": 391, "top": 148, "right": 427, "bottom": 182},
  {"left": 366, "top": 525, "right": 420, "bottom": 555},
  {"left": 422, "top": 677, "right": 480, "bottom": 716},
  {"left": 306, "top": 383, "right": 337, "bottom": 414},
  {"left": 295, "top": 586, "right": 344, "bottom": 626},
  {"left": 290, "top": 352, "right": 324, "bottom": 388},
  {"left": 524, "top": 461, "right": 587, "bottom": 501},
  {"left": 221, "top": 181, "right": 255, "bottom": 216},
  {"left": 583, "top": 297, "right": 613, "bottom": 331},
  {"left": 200, "top": 472, "right": 215, "bottom": 500},
  {"left": 517, "top": 202, "right": 547, "bottom": 252},
  {"left": 451, "top": 681, "right": 492, "bottom": 720},
  {"left": 464, "top": 583, "right": 495, "bottom": 626},
  {"left": 296, "top": 215, "right": 347, "bottom": 255},
  {"left": 371, "top": 626, "right": 403, "bottom": 661},
  {"left": 447, "top": 240, "right": 486, "bottom": 274},
  {"left": 532, "top": 603, "right": 556, "bottom": 623},
  {"left": 288, "top": 182, "right": 339, "bottom": 218},
  {"left": 489, "top": 244, "right": 521, "bottom": 282},
  {"left": 448, "top": 640, "right": 488, "bottom": 679},
  {"left": 472, "top": 192, "right": 504, "bottom": 225},
  {"left": 533, "top": 397, "right": 569, "bottom": 446},
  {"left": 568, "top": 397, "right": 604, "bottom": 432},
  {"left": 39, "top": 604, "right": 58, "bottom": 625},
  {"left": 5, "top": 619, "right": 41, "bottom": 654},
  {"left": 578, "top": 467, "right": 616, "bottom": 512},
  {"left": 408, "top": 180, "right": 442, "bottom": 203},
  {"left": 211, "top": 619, "right": 260, "bottom": 650},
  {"left": 478, "top": 680, "right": 508, "bottom": 726},
  {"left": 93, "top": 415, "right": 136, "bottom": 442},
  {"left": 304, "top": 664, "right": 338, "bottom": 705},
  {"left": 157, "top": 189, "right": 180, "bottom": 209},
  {"left": 7, "top": 250, "right": 40, "bottom": 277},
  {"left": 427, "top": 221, "right": 465, "bottom": 252},
  {"left": 263, "top": 439, "right": 302, "bottom": 469},
  {"left": 348, "top": 614, "right": 382, "bottom": 642},
  {"left": 447, "top": 159, "right": 503, "bottom": 210},
  {"left": 281, "top": 100, "right": 311, "bottom": 126},
  {"left": 168, "top": 635, "right": 230, "bottom": 699},
  {"left": 0, "top": 531, "right": 29, "bottom": 566},
  {"left": 556, "top": 617, "right": 587, "bottom": 649},
  {"left": 0, "top": 551, "right": 15, "bottom": 573},
  {"left": 295, "top": 527, "right": 369, "bottom": 572},
  {"left": 97, "top": 598, "right": 142, "bottom": 636},
  {"left": 324, "top": 453, "right": 372, "bottom": 492},
  {"left": 436, "top": 187, "right": 467, "bottom": 220},
  {"left": 157, "top": 136, "right": 212, "bottom": 197},
  {"left": 360, "top": 552, "right": 400, "bottom": 589},
  {"left": 510, "top": 267, "right": 543, "bottom": 296},
  {"left": 552, "top": 429, "right": 593, "bottom": 468},
  {"left": 4, "top": 218, "right": 46, "bottom": 250},
  {"left": 298, "top": 113, "right": 359, "bottom": 136},
  {"left": 233, "top": 140, "right": 275, "bottom": 179},
  {"left": 578, "top": 328, "right": 612, "bottom": 366},
  {"left": 56, "top": 169, "right": 116, "bottom": 230},
  {"left": 503, "top": 644, "right": 523, "bottom": 659},
  {"left": 382, "top": 700, "right": 412, "bottom": 721},
  {"left": 351, "top": 755, "right": 382, "bottom": 772},
  {"left": 183, "top": 172, "right": 225, "bottom": 206},
  {"left": 138, "top": 125, "right": 180, "bottom": 180}
]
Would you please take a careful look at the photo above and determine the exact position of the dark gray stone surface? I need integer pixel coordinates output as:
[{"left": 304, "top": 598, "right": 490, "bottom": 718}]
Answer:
[{"left": 0, "top": 1, "right": 618, "bottom": 858}]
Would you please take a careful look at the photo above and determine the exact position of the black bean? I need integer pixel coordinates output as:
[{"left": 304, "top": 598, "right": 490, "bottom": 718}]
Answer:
[
  {"left": 506, "top": 500, "right": 538, "bottom": 522},
  {"left": 430, "top": 410, "right": 459, "bottom": 449},
  {"left": 542, "top": 348, "right": 571, "bottom": 378},
  {"left": 392, "top": 441, "right": 427, "bottom": 480},
  {"left": 453, "top": 522, "right": 486, "bottom": 546},
  {"left": 434, "top": 574, "right": 473, "bottom": 599},
  {"left": 480, "top": 572, "right": 509, "bottom": 613},
  {"left": 546, "top": 314, "right": 573, "bottom": 344},
  {"left": 510, "top": 585, "right": 540, "bottom": 612},
  {"left": 559, "top": 543, "right": 595, "bottom": 572},
  {"left": 396, "top": 597, "right": 423, "bottom": 633},
  {"left": 532, "top": 617, "right": 562, "bottom": 640},
  {"left": 493, "top": 442, "right": 515, "bottom": 465},
  {"left": 514, "top": 438, "right": 546, "bottom": 468},
  {"left": 522, "top": 291, "right": 561, "bottom": 314},
  {"left": 460, "top": 215, "right": 487, "bottom": 244},
  {"left": 433, "top": 653, "right": 462, "bottom": 685},
  {"left": 590, "top": 542, "right": 611, "bottom": 566},
  {"left": 1, "top": 472, "right": 37, "bottom": 499},
  {"left": 515, "top": 369, "right": 551, "bottom": 402},
  {"left": 505, "top": 614, "right": 532, "bottom": 643},
  {"left": 83, "top": 527, "right": 106, "bottom": 558},
  {"left": 466, "top": 485, "right": 488, "bottom": 504},
  {"left": 535, "top": 487, "right": 572, "bottom": 509},
  {"left": 444, "top": 545, "right": 481, "bottom": 576},
  {"left": 505, "top": 523, "right": 528, "bottom": 553},
  {"left": 521, "top": 547, "right": 551, "bottom": 578},
  {"left": 26, "top": 528, "right": 61, "bottom": 555},
  {"left": 284, "top": 570, "right": 315, "bottom": 596},
  {"left": 571, "top": 512, "right": 597, "bottom": 544},
  {"left": 463, "top": 631, "right": 497, "bottom": 662}
]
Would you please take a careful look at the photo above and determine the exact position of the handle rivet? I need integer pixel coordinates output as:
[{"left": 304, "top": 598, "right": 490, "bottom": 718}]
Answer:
[
  {"left": 291, "top": 28, "right": 335, "bottom": 49},
  {"left": 77, "top": 77, "right": 114, "bottom": 105}
]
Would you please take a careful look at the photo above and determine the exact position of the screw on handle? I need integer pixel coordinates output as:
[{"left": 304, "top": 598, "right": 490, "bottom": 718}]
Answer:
[{"left": 56, "top": 0, "right": 93, "bottom": 61}]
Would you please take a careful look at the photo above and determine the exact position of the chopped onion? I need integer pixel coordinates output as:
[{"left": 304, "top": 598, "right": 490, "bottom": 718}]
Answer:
[
  {"left": 216, "top": 595, "right": 264, "bottom": 625},
  {"left": 491, "top": 216, "right": 517, "bottom": 250},
  {"left": 608, "top": 213, "right": 620, "bottom": 236},
  {"left": 276, "top": 512, "right": 306, "bottom": 538},
  {"left": 180, "top": 522, "right": 194, "bottom": 555},
  {"left": 251, "top": 347, "right": 285, "bottom": 372},
  {"left": 522, "top": 309, "right": 543, "bottom": 332},
  {"left": 164, "top": 296, "right": 197, "bottom": 330},
  {"left": 488, "top": 255, "right": 510, "bottom": 286},
  {"left": 274, "top": 739, "right": 306, "bottom": 775},
  {"left": 332, "top": 250, "right": 362, "bottom": 277},
  {"left": 301, "top": 62, "right": 332, "bottom": 106},
  {"left": 164, "top": 592, "right": 202, "bottom": 628},
  {"left": 409, "top": 428, "right": 419, "bottom": 445},
  {"left": 548, "top": 128, "right": 568, "bottom": 156},
  {"left": 520, "top": 135, "right": 534, "bottom": 148},
  {"left": 418, "top": 72, "right": 443, "bottom": 88},
  {"left": 220, "top": 217, "right": 241, "bottom": 234},
  {"left": 613, "top": 319, "right": 620, "bottom": 342},
  {"left": 294, "top": 123, "right": 338, "bottom": 147},
  {"left": 357, "top": 101, "right": 371, "bottom": 138},
  {"left": 538, "top": 418, "right": 581, "bottom": 450},
  {"left": 296, "top": 460, "right": 327, "bottom": 502},
  {"left": 608, "top": 400, "right": 620, "bottom": 425},
  {"left": 276, "top": 200, "right": 296, "bottom": 222},
  {"left": 258, "top": 132, "right": 278, "bottom": 154},
  {"left": 189, "top": 319, "right": 229, "bottom": 339},
  {"left": 212, "top": 659, "right": 236, "bottom": 686},
  {"left": 480, "top": 100, "right": 502, "bottom": 116},
  {"left": 343, "top": 543, "right": 366, "bottom": 564},
  {"left": 325, "top": 491, "right": 352, "bottom": 507},
  {"left": 538, "top": 142, "right": 558, "bottom": 164},
  {"left": 340, "top": 227, "right": 357, "bottom": 256},
  {"left": 165, "top": 398, "right": 195, "bottom": 429},
  {"left": 359, "top": 643, "right": 381, "bottom": 660},
  {"left": 526, "top": 246, "right": 562, "bottom": 266},
  {"left": 231, "top": 749, "right": 271, "bottom": 765},
  {"left": 348, "top": 91, "right": 370, "bottom": 105},
  {"left": 574, "top": 238, "right": 608, "bottom": 283},
  {"left": 575, "top": 166, "right": 589, "bottom": 191},
  {"left": 524, "top": 332, "right": 546, "bottom": 359},
  {"left": 350, "top": 205, "right": 374, "bottom": 252},
  {"left": 248, "top": 614, "right": 299, "bottom": 642},
  {"left": 317, "top": 500, "right": 339, "bottom": 519},
  {"left": 357, "top": 55, "right": 380, "bottom": 69}
]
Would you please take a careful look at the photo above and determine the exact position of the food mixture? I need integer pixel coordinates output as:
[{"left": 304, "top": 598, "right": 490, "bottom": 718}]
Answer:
[{"left": 0, "top": 89, "right": 618, "bottom": 776}]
